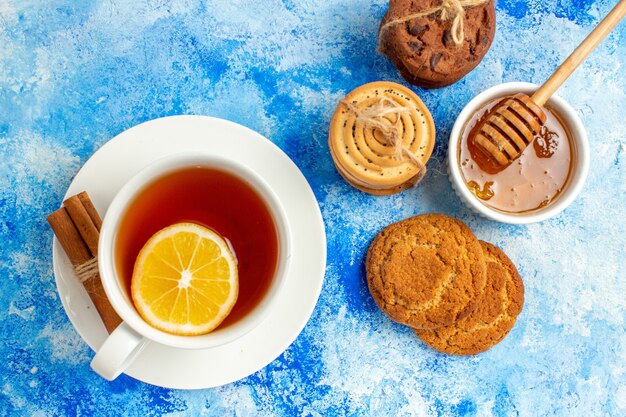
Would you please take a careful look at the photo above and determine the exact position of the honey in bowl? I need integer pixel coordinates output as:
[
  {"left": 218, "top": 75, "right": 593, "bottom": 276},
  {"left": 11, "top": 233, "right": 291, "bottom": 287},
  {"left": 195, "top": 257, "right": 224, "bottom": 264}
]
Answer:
[
  {"left": 459, "top": 97, "right": 574, "bottom": 213},
  {"left": 115, "top": 166, "right": 279, "bottom": 331}
]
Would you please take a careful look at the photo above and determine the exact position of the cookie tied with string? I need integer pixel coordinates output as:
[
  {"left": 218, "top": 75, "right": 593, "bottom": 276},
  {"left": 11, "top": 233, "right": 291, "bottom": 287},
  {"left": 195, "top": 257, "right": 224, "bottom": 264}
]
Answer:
[
  {"left": 329, "top": 81, "right": 435, "bottom": 195},
  {"left": 378, "top": 0, "right": 496, "bottom": 88}
]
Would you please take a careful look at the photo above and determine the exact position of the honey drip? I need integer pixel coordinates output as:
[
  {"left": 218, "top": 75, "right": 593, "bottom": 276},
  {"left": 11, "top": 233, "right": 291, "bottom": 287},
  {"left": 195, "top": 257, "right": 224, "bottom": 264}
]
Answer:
[
  {"left": 467, "top": 180, "right": 494, "bottom": 200},
  {"left": 533, "top": 125, "right": 559, "bottom": 158}
]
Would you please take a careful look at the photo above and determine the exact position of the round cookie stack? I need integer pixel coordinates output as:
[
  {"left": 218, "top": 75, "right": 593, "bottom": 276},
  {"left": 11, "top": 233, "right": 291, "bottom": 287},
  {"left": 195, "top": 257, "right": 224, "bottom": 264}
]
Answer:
[
  {"left": 378, "top": 0, "right": 496, "bottom": 88},
  {"left": 366, "top": 214, "right": 524, "bottom": 355},
  {"left": 328, "top": 81, "right": 435, "bottom": 195}
]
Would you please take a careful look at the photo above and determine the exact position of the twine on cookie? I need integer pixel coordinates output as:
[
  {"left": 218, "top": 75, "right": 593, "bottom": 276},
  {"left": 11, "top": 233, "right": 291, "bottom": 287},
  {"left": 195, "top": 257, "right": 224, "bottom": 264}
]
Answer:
[
  {"left": 379, "top": 0, "right": 490, "bottom": 46},
  {"left": 75, "top": 256, "right": 99, "bottom": 283},
  {"left": 339, "top": 97, "right": 427, "bottom": 184}
]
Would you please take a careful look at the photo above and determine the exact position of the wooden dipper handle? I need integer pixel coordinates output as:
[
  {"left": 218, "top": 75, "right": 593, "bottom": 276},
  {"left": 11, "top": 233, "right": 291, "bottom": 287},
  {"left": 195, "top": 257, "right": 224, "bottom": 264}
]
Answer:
[{"left": 532, "top": 0, "right": 626, "bottom": 106}]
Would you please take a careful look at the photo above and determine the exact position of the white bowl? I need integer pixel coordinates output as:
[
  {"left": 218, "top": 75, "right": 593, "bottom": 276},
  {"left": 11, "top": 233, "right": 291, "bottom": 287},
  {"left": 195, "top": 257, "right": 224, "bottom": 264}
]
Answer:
[{"left": 447, "top": 82, "right": 589, "bottom": 224}]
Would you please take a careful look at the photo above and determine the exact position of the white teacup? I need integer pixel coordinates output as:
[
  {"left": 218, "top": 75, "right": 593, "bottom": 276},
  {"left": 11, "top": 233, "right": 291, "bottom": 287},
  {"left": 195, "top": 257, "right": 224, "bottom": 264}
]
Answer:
[{"left": 92, "top": 152, "right": 291, "bottom": 381}]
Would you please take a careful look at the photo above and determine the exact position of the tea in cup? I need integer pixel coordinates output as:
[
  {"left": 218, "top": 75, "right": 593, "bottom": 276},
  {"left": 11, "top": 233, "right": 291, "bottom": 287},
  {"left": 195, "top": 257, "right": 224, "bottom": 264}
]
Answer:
[{"left": 92, "top": 153, "right": 291, "bottom": 380}]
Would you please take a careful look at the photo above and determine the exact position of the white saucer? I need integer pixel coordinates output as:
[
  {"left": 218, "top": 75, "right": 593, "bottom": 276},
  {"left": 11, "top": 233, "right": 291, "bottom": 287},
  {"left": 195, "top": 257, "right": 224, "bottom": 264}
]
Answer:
[{"left": 52, "top": 116, "right": 327, "bottom": 389}]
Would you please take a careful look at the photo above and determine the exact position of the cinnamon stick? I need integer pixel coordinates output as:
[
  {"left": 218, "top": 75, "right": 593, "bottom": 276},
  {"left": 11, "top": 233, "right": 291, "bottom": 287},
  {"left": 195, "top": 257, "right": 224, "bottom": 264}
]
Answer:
[
  {"left": 47, "top": 208, "right": 92, "bottom": 266},
  {"left": 64, "top": 195, "right": 99, "bottom": 256},
  {"left": 77, "top": 191, "right": 102, "bottom": 231},
  {"left": 81, "top": 272, "right": 122, "bottom": 334},
  {"left": 48, "top": 194, "right": 122, "bottom": 334}
]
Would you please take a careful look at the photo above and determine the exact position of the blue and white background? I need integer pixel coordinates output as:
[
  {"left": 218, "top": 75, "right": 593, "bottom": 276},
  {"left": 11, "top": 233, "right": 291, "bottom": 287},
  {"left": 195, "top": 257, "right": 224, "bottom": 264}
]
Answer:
[{"left": 1, "top": 1, "right": 625, "bottom": 415}]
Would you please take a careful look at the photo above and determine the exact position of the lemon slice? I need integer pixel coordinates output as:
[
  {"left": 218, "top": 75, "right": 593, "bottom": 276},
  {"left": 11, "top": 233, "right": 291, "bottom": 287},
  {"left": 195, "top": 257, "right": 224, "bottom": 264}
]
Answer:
[{"left": 131, "top": 222, "right": 238, "bottom": 336}]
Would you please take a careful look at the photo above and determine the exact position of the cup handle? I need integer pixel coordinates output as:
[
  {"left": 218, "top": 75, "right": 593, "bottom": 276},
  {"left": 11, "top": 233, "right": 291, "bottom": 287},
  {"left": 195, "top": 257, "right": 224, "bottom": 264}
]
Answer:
[{"left": 90, "top": 322, "right": 148, "bottom": 381}]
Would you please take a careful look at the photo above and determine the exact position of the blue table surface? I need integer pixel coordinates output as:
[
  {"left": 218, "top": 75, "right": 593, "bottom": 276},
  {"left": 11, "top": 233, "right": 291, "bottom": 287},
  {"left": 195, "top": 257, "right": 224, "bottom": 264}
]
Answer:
[{"left": 1, "top": 1, "right": 625, "bottom": 416}]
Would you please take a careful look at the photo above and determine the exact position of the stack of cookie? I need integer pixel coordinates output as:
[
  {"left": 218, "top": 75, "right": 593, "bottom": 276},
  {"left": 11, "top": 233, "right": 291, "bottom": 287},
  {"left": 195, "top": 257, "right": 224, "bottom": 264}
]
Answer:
[
  {"left": 366, "top": 214, "right": 524, "bottom": 355},
  {"left": 328, "top": 81, "right": 435, "bottom": 195}
]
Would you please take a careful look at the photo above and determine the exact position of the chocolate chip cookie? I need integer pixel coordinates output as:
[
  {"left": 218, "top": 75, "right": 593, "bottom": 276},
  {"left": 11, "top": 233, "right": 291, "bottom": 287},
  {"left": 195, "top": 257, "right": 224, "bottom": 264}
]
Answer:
[{"left": 379, "top": 0, "right": 496, "bottom": 88}]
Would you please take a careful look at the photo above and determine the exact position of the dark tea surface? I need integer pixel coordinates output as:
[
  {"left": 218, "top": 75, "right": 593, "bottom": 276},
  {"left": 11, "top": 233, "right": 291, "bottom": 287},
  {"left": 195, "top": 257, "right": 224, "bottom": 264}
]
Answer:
[{"left": 115, "top": 166, "right": 279, "bottom": 329}]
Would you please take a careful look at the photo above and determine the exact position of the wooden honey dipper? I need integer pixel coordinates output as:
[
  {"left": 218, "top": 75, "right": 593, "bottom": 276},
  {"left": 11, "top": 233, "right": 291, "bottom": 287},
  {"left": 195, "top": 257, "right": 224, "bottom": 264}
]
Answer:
[{"left": 472, "top": 0, "right": 626, "bottom": 171}]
